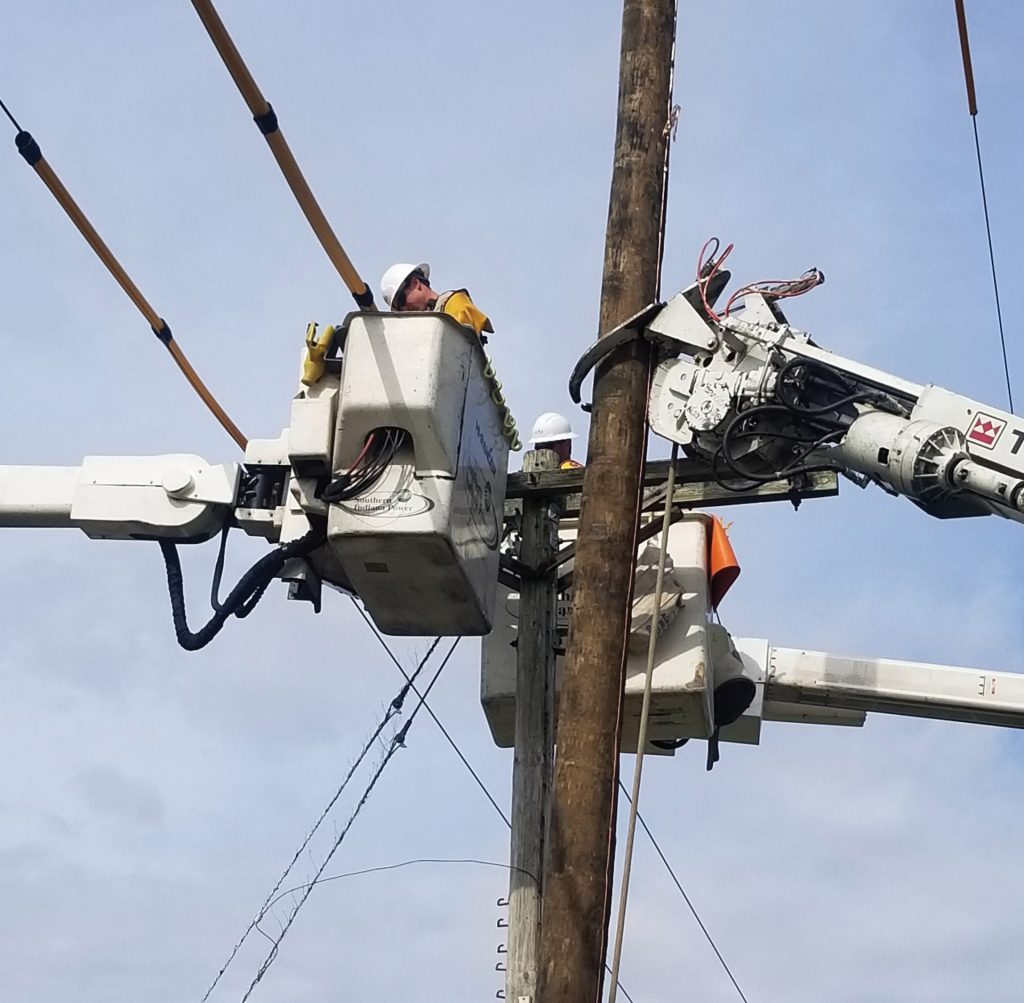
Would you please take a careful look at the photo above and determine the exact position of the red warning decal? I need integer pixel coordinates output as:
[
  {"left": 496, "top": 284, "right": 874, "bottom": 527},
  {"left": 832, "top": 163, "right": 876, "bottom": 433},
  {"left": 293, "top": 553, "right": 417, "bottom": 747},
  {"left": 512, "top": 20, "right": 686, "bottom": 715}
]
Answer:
[{"left": 967, "top": 412, "right": 1006, "bottom": 449}]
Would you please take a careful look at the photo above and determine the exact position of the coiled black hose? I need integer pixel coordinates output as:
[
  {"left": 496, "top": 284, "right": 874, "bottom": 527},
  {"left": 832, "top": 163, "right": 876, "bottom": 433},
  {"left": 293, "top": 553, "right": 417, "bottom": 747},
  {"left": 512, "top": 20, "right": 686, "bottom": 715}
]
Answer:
[{"left": 159, "top": 529, "right": 324, "bottom": 651}]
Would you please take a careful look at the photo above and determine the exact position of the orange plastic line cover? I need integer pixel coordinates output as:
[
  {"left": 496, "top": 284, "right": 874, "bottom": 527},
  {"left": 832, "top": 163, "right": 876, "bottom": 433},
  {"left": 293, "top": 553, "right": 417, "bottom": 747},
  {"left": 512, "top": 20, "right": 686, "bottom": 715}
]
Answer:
[{"left": 708, "top": 516, "right": 740, "bottom": 610}]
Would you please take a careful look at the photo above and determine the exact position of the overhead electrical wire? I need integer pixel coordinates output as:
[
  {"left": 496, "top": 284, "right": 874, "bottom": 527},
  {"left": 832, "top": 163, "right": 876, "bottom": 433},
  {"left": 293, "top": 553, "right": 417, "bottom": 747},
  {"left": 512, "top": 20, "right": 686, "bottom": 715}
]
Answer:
[
  {"left": 260, "top": 857, "right": 540, "bottom": 914},
  {"left": 0, "top": 96, "right": 22, "bottom": 132},
  {"left": 0, "top": 99, "right": 248, "bottom": 450},
  {"left": 954, "top": 0, "right": 1014, "bottom": 413},
  {"left": 200, "top": 637, "right": 441, "bottom": 1002},
  {"left": 350, "top": 598, "right": 511, "bottom": 827},
  {"left": 619, "top": 781, "right": 751, "bottom": 1003},
  {"left": 607, "top": 444, "right": 678, "bottom": 1003},
  {"left": 350, "top": 605, "right": 643, "bottom": 1002},
  {"left": 190, "top": 0, "right": 375, "bottom": 309},
  {"left": 240, "top": 638, "right": 460, "bottom": 1001}
]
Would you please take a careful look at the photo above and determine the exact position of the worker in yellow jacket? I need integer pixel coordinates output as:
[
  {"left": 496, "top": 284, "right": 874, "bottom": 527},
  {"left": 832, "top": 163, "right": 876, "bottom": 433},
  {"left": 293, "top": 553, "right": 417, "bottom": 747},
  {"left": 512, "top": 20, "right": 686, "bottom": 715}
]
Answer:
[
  {"left": 528, "top": 412, "right": 583, "bottom": 469},
  {"left": 380, "top": 261, "right": 493, "bottom": 338}
]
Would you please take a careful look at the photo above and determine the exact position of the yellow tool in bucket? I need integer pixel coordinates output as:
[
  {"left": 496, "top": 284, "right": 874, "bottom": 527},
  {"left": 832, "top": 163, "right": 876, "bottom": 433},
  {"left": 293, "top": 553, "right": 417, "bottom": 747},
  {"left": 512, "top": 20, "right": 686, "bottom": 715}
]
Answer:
[{"left": 301, "top": 322, "right": 335, "bottom": 386}]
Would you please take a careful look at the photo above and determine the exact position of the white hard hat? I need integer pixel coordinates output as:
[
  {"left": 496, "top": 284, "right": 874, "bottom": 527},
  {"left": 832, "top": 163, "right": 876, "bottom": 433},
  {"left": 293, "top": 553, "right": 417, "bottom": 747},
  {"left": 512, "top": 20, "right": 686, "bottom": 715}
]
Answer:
[
  {"left": 380, "top": 261, "right": 430, "bottom": 308},
  {"left": 528, "top": 412, "right": 578, "bottom": 444}
]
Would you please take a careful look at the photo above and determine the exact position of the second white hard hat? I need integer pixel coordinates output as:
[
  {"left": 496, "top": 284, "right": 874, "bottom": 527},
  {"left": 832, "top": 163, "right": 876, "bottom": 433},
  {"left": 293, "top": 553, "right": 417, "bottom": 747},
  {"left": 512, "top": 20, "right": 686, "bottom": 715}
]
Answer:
[
  {"left": 380, "top": 261, "right": 430, "bottom": 308},
  {"left": 528, "top": 412, "right": 577, "bottom": 444}
]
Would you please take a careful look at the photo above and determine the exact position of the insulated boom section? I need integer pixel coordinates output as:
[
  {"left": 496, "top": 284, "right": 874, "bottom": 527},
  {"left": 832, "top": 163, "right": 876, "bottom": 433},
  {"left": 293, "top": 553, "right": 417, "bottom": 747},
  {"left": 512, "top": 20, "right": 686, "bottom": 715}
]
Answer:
[{"left": 766, "top": 647, "right": 1024, "bottom": 729}]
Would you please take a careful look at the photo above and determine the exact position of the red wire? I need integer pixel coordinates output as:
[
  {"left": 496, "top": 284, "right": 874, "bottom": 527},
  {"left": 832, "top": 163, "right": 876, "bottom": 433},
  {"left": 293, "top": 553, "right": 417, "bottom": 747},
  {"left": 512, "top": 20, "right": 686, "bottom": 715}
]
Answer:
[
  {"left": 347, "top": 432, "right": 376, "bottom": 473},
  {"left": 723, "top": 272, "right": 822, "bottom": 317},
  {"left": 697, "top": 239, "right": 733, "bottom": 323}
]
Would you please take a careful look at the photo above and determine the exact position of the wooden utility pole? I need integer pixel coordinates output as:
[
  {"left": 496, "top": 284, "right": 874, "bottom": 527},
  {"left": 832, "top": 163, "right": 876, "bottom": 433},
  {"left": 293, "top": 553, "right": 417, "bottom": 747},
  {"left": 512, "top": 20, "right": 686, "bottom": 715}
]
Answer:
[
  {"left": 507, "top": 448, "right": 561, "bottom": 1001},
  {"left": 538, "top": 1, "right": 676, "bottom": 1001}
]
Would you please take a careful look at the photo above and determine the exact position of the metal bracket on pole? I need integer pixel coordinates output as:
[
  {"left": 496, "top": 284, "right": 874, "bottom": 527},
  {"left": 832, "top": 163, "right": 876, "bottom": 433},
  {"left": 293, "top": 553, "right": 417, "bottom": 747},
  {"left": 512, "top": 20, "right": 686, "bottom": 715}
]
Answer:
[{"left": 501, "top": 461, "right": 838, "bottom": 592}]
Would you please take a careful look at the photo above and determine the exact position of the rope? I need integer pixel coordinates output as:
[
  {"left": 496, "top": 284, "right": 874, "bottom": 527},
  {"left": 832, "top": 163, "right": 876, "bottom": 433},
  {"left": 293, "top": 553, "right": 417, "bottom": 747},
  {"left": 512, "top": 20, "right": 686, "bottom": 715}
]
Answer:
[
  {"left": 606, "top": 442, "right": 678, "bottom": 1002},
  {"left": 600, "top": 4, "right": 680, "bottom": 991},
  {"left": 654, "top": 0, "right": 680, "bottom": 302}
]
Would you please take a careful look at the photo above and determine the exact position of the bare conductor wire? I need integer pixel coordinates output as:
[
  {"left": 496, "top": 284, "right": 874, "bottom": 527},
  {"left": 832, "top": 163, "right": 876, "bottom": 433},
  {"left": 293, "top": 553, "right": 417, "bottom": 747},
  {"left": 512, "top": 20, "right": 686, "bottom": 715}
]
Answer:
[
  {"left": 955, "top": 0, "right": 1015, "bottom": 413},
  {"left": 0, "top": 96, "right": 22, "bottom": 131}
]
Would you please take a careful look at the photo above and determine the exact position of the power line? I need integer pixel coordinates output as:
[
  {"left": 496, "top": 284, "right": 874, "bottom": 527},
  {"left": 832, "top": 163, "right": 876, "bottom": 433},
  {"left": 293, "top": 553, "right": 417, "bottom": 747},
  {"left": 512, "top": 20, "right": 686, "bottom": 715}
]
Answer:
[
  {"left": 350, "top": 599, "right": 511, "bottom": 827},
  {"left": 259, "top": 856, "right": 640, "bottom": 1002},
  {"left": 241, "top": 638, "right": 461, "bottom": 1001},
  {"left": 352, "top": 604, "right": 641, "bottom": 1002},
  {"left": 0, "top": 95, "right": 21, "bottom": 131},
  {"left": 261, "top": 857, "right": 539, "bottom": 916},
  {"left": 970, "top": 117, "right": 1013, "bottom": 412},
  {"left": 620, "top": 780, "right": 750, "bottom": 1003},
  {"left": 202, "top": 637, "right": 442, "bottom": 1001},
  {"left": 955, "top": 0, "right": 1014, "bottom": 412}
]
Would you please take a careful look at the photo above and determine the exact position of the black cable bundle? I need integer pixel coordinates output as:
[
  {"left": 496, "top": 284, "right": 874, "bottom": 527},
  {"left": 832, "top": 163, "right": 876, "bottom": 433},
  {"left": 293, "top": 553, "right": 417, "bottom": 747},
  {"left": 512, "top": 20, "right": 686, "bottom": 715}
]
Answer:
[
  {"left": 712, "top": 357, "right": 905, "bottom": 490},
  {"left": 159, "top": 528, "right": 324, "bottom": 651},
  {"left": 321, "top": 428, "right": 406, "bottom": 503}
]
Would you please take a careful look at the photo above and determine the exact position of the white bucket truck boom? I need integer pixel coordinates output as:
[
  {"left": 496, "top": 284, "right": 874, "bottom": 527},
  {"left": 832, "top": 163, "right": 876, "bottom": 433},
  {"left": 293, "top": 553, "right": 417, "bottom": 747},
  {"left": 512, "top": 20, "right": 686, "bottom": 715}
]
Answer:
[
  {"left": 482, "top": 255, "right": 1024, "bottom": 763},
  {"left": 0, "top": 312, "right": 513, "bottom": 644},
  {"left": 570, "top": 262, "right": 1024, "bottom": 524}
]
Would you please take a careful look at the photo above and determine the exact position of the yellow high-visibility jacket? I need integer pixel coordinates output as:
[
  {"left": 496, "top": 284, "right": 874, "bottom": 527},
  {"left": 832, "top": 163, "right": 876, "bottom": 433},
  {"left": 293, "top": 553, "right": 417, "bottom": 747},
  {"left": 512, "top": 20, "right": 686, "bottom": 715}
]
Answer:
[{"left": 434, "top": 288, "right": 494, "bottom": 338}]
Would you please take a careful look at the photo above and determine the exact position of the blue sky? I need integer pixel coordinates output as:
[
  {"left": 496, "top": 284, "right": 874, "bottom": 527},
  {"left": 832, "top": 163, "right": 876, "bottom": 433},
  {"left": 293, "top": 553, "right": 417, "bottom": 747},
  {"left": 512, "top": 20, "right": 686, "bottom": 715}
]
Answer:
[{"left": 2, "top": 2, "right": 1024, "bottom": 1000}]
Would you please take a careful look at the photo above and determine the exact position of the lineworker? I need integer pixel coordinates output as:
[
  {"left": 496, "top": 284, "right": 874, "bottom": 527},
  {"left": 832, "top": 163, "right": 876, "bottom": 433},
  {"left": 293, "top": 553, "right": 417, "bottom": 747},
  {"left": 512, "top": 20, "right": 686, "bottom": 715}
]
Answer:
[
  {"left": 528, "top": 412, "right": 583, "bottom": 469},
  {"left": 380, "top": 261, "right": 494, "bottom": 338}
]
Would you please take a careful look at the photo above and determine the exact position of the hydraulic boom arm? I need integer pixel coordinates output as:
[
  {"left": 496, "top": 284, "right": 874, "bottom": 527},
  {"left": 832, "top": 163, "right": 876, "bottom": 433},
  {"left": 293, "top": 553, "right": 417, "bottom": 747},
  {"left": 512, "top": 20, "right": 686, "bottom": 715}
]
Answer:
[{"left": 572, "top": 268, "right": 1024, "bottom": 523}]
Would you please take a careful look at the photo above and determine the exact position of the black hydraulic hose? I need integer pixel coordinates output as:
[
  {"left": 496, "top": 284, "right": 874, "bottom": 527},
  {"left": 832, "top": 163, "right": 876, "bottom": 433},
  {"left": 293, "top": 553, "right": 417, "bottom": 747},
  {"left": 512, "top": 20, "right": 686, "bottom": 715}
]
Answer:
[
  {"left": 719, "top": 405, "right": 845, "bottom": 484},
  {"left": 159, "top": 529, "right": 323, "bottom": 651},
  {"left": 235, "top": 578, "right": 272, "bottom": 619},
  {"left": 776, "top": 356, "right": 907, "bottom": 418},
  {"left": 209, "top": 523, "right": 231, "bottom": 612}
]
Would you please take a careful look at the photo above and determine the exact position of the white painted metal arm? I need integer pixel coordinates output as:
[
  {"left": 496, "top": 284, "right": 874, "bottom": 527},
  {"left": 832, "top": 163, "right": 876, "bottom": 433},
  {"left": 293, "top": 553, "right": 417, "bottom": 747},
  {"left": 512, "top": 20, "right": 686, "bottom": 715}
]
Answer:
[
  {"left": 764, "top": 646, "right": 1024, "bottom": 730},
  {"left": 728, "top": 636, "right": 1024, "bottom": 732},
  {"left": 0, "top": 455, "right": 239, "bottom": 541},
  {"left": 635, "top": 275, "right": 1024, "bottom": 524},
  {"left": 0, "top": 467, "right": 80, "bottom": 528}
]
